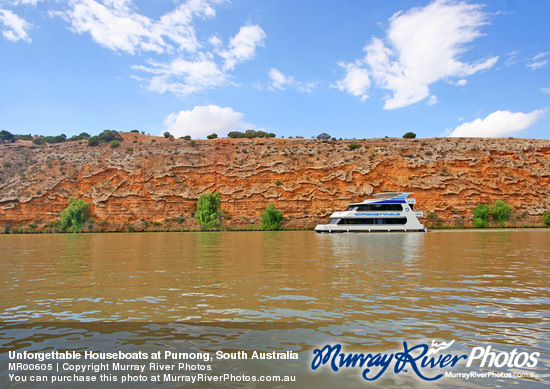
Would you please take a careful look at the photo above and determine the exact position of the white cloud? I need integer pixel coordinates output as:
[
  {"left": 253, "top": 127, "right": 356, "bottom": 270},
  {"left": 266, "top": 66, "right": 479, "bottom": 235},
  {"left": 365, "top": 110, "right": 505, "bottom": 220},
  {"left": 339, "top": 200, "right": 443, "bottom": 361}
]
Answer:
[
  {"left": 54, "top": 1, "right": 265, "bottom": 96},
  {"left": 504, "top": 50, "right": 520, "bottom": 66},
  {"left": 335, "top": 0, "right": 498, "bottom": 109},
  {"left": 163, "top": 105, "right": 252, "bottom": 139},
  {"left": 448, "top": 109, "right": 546, "bottom": 137},
  {"left": 542, "top": 87, "right": 550, "bottom": 94},
  {"left": 61, "top": 0, "right": 222, "bottom": 55},
  {"left": 427, "top": 95, "right": 438, "bottom": 106},
  {"left": 0, "top": 8, "right": 31, "bottom": 42},
  {"left": 267, "top": 68, "right": 316, "bottom": 93},
  {"left": 333, "top": 61, "right": 370, "bottom": 101},
  {"left": 527, "top": 52, "right": 549, "bottom": 71},
  {"left": 220, "top": 24, "right": 266, "bottom": 71},
  {"left": 268, "top": 68, "right": 293, "bottom": 90},
  {"left": 133, "top": 55, "right": 228, "bottom": 95},
  {"left": 10, "top": 0, "right": 44, "bottom": 6}
]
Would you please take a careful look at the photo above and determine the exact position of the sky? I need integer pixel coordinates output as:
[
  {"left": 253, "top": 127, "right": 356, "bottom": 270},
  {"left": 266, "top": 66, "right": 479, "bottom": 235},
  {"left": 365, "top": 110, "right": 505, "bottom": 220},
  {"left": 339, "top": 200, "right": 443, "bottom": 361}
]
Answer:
[{"left": 0, "top": 0, "right": 548, "bottom": 139}]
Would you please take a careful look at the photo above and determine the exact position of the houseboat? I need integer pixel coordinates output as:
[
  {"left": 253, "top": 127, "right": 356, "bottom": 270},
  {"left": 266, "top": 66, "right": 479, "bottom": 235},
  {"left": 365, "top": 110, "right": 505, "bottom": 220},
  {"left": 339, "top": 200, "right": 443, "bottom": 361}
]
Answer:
[{"left": 315, "top": 192, "right": 426, "bottom": 232}]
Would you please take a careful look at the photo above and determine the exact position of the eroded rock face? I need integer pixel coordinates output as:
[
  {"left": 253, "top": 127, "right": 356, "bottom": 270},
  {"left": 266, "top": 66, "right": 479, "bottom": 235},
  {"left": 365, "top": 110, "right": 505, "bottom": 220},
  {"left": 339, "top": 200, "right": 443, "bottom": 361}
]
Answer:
[{"left": 1, "top": 134, "right": 549, "bottom": 229}]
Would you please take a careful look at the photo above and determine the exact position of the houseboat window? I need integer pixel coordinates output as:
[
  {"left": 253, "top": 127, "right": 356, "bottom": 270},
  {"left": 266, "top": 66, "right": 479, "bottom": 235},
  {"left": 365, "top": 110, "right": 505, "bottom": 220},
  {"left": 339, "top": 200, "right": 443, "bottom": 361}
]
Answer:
[
  {"left": 356, "top": 204, "right": 402, "bottom": 211},
  {"left": 337, "top": 218, "right": 407, "bottom": 225}
]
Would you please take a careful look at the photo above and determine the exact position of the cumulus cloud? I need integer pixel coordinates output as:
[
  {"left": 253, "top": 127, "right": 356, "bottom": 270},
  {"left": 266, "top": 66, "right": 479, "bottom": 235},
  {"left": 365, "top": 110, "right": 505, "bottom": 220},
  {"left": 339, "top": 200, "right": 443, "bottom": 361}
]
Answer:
[
  {"left": 220, "top": 24, "right": 266, "bottom": 71},
  {"left": 333, "top": 61, "right": 370, "bottom": 101},
  {"left": 163, "top": 105, "right": 252, "bottom": 139},
  {"left": 335, "top": 0, "right": 498, "bottom": 109},
  {"left": 0, "top": 8, "right": 32, "bottom": 42},
  {"left": 448, "top": 109, "right": 546, "bottom": 137},
  {"left": 52, "top": 0, "right": 265, "bottom": 96},
  {"left": 267, "top": 68, "right": 316, "bottom": 93},
  {"left": 133, "top": 55, "right": 228, "bottom": 95},
  {"left": 61, "top": 0, "right": 220, "bottom": 55}
]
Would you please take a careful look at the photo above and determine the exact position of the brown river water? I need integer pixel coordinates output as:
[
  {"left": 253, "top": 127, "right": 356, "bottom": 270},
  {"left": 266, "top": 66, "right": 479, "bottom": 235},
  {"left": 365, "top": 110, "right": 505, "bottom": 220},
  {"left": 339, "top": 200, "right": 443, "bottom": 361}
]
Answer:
[{"left": 0, "top": 230, "right": 548, "bottom": 388}]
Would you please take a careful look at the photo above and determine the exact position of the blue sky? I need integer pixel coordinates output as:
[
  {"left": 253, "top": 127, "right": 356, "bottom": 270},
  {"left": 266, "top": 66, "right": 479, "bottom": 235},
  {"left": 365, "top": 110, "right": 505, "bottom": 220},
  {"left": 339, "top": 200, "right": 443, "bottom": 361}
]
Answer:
[{"left": 0, "top": 0, "right": 548, "bottom": 139}]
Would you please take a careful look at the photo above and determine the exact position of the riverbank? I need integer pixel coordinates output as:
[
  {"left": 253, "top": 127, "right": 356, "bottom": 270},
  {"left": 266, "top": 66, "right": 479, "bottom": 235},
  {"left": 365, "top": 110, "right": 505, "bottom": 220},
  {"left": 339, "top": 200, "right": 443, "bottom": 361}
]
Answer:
[{"left": 2, "top": 223, "right": 547, "bottom": 234}]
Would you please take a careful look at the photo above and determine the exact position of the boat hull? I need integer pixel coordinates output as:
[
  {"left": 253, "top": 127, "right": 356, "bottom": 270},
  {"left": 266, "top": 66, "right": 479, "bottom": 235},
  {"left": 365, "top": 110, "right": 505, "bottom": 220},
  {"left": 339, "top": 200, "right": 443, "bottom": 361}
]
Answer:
[{"left": 314, "top": 224, "right": 426, "bottom": 233}]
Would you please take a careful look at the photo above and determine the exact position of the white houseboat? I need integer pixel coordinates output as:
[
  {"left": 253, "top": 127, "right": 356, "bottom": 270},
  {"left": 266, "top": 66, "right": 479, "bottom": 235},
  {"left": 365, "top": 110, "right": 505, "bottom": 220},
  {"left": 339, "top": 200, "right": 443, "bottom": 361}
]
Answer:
[{"left": 315, "top": 192, "right": 426, "bottom": 232}]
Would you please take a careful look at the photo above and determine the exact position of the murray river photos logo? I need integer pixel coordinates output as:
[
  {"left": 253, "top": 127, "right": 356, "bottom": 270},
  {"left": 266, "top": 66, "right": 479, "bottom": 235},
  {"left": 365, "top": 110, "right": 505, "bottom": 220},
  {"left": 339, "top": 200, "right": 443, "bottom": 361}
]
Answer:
[{"left": 310, "top": 340, "right": 540, "bottom": 381}]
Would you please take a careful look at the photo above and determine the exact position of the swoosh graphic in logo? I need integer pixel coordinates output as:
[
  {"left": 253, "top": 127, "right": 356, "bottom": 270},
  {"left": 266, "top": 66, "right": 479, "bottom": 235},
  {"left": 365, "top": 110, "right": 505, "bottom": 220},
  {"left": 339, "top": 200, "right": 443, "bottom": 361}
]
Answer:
[{"left": 427, "top": 340, "right": 455, "bottom": 355}]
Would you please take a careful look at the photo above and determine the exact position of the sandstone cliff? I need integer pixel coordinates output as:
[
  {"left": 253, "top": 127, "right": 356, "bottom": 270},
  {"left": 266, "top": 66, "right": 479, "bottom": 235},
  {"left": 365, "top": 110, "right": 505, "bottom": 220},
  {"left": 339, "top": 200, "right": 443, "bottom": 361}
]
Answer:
[{"left": 1, "top": 133, "right": 549, "bottom": 230}]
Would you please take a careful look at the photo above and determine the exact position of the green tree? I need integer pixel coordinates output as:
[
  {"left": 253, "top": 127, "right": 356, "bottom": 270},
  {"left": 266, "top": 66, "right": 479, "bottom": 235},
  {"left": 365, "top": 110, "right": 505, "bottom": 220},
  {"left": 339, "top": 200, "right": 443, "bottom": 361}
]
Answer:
[
  {"left": 207, "top": 133, "right": 218, "bottom": 139},
  {"left": 472, "top": 203, "right": 489, "bottom": 228},
  {"left": 0, "top": 130, "right": 15, "bottom": 143},
  {"left": 245, "top": 130, "right": 256, "bottom": 139},
  {"left": 43, "top": 134, "right": 67, "bottom": 143},
  {"left": 69, "top": 132, "right": 90, "bottom": 141},
  {"left": 15, "top": 134, "right": 33, "bottom": 141},
  {"left": 317, "top": 132, "right": 331, "bottom": 140},
  {"left": 490, "top": 200, "right": 512, "bottom": 227},
  {"left": 87, "top": 136, "right": 100, "bottom": 146},
  {"left": 109, "top": 140, "right": 120, "bottom": 148},
  {"left": 228, "top": 131, "right": 245, "bottom": 138},
  {"left": 59, "top": 198, "right": 92, "bottom": 232},
  {"left": 542, "top": 211, "right": 550, "bottom": 227},
  {"left": 261, "top": 203, "right": 283, "bottom": 230},
  {"left": 195, "top": 192, "right": 221, "bottom": 229},
  {"left": 97, "top": 130, "right": 121, "bottom": 143},
  {"left": 403, "top": 132, "right": 417, "bottom": 139},
  {"left": 163, "top": 131, "right": 171, "bottom": 138}
]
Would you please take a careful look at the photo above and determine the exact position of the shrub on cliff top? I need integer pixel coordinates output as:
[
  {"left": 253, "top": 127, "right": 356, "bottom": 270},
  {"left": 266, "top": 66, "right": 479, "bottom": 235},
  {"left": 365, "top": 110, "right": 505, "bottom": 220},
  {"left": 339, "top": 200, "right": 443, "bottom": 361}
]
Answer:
[
  {"left": 403, "top": 132, "right": 416, "bottom": 139},
  {"left": 227, "top": 130, "right": 275, "bottom": 139},
  {"left": 69, "top": 132, "right": 90, "bottom": 141},
  {"left": 543, "top": 211, "right": 550, "bottom": 227},
  {"left": 87, "top": 136, "right": 100, "bottom": 146},
  {"left": 0, "top": 130, "right": 15, "bottom": 143},
  {"left": 59, "top": 198, "right": 92, "bottom": 233},
  {"left": 195, "top": 192, "right": 221, "bottom": 229},
  {"left": 98, "top": 130, "right": 121, "bottom": 143},
  {"left": 261, "top": 204, "right": 283, "bottom": 231},
  {"left": 87, "top": 130, "right": 122, "bottom": 147},
  {"left": 32, "top": 134, "right": 67, "bottom": 145}
]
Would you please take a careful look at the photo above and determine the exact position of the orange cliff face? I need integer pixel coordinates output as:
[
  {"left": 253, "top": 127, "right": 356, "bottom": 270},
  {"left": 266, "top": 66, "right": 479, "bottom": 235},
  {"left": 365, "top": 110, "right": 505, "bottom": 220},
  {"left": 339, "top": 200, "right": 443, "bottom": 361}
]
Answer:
[{"left": 1, "top": 133, "right": 549, "bottom": 230}]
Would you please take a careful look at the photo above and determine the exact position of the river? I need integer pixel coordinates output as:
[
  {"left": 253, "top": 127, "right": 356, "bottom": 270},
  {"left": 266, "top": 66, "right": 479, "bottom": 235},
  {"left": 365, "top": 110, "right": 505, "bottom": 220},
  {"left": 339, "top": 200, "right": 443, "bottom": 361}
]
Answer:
[{"left": 1, "top": 230, "right": 548, "bottom": 387}]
